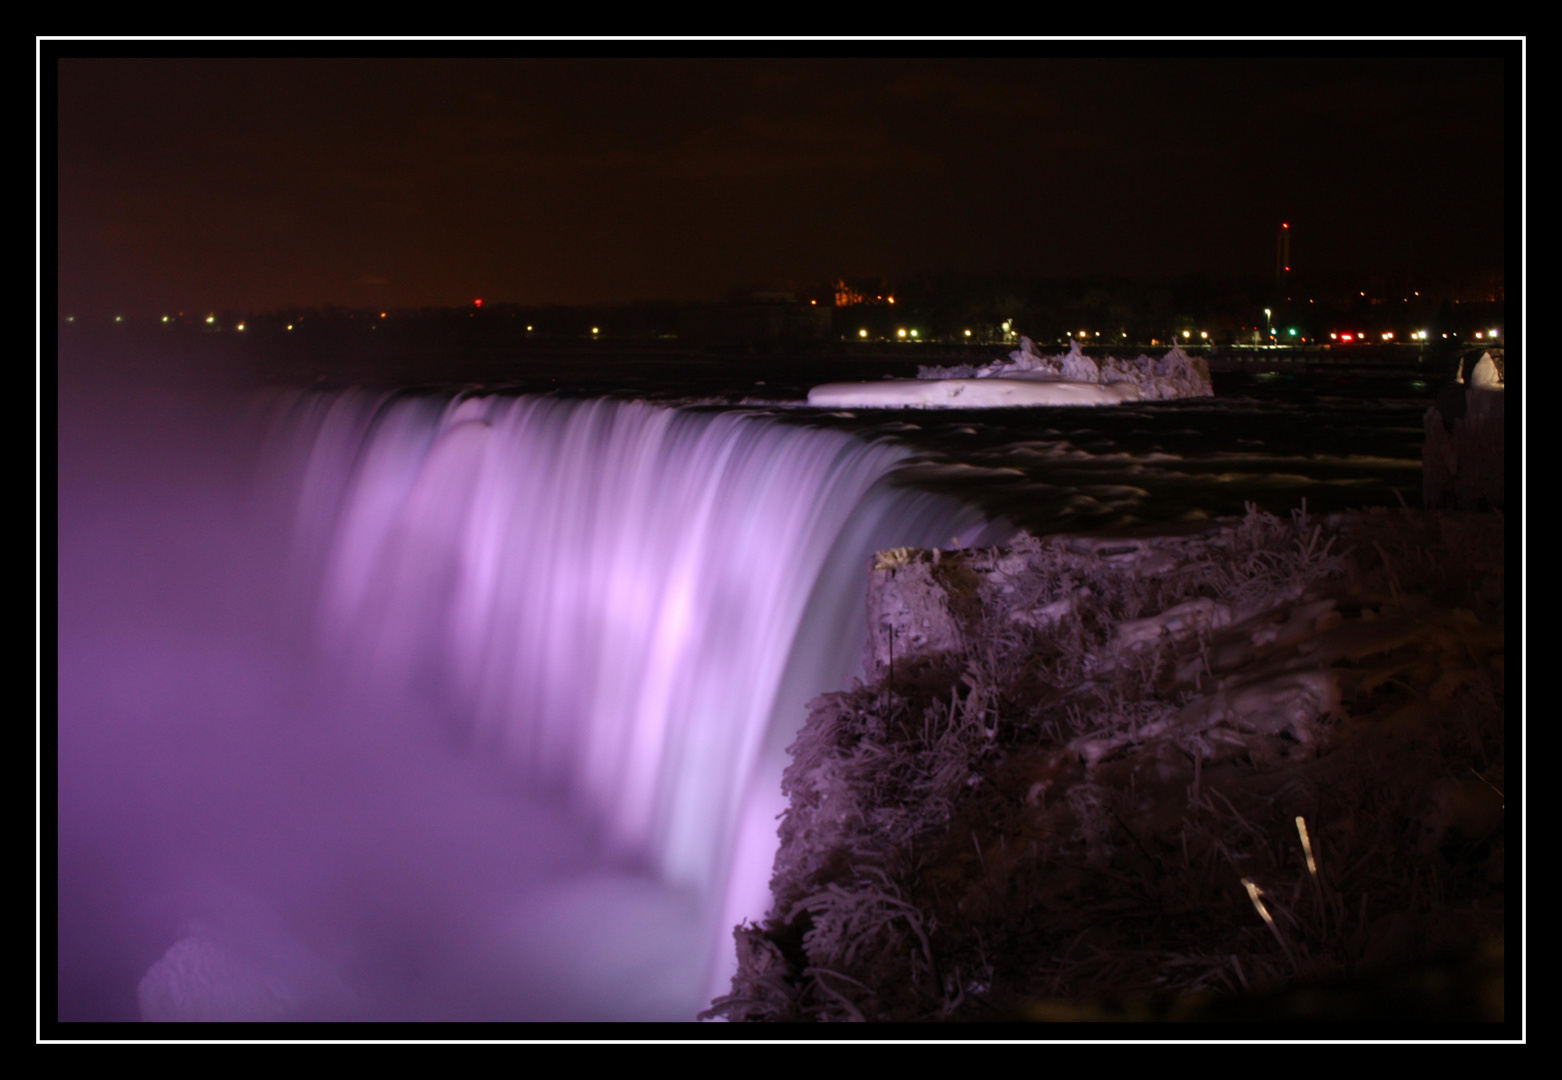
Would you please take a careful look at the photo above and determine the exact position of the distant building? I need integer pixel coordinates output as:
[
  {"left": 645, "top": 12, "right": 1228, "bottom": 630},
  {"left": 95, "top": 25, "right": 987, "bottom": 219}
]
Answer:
[{"left": 832, "top": 279, "right": 895, "bottom": 307}]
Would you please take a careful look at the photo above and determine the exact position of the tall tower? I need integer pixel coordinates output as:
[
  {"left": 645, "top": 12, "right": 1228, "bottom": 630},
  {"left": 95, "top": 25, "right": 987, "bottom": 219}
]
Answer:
[{"left": 1276, "top": 222, "right": 1291, "bottom": 287}]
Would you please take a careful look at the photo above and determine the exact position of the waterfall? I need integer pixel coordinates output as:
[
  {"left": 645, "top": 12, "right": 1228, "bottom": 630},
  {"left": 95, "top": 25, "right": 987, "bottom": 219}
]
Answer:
[{"left": 234, "top": 390, "right": 990, "bottom": 1017}]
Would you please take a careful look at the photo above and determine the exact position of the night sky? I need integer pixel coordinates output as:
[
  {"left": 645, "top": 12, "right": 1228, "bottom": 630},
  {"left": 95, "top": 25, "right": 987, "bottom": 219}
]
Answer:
[{"left": 54, "top": 49, "right": 1512, "bottom": 316}]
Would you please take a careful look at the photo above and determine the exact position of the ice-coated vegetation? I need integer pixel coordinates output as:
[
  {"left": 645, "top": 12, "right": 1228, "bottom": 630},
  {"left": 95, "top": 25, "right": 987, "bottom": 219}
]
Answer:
[{"left": 707, "top": 505, "right": 1505, "bottom": 1022}]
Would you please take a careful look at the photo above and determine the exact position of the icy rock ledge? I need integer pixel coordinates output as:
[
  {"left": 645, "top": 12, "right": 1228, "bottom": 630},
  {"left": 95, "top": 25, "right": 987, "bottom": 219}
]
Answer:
[
  {"left": 806, "top": 338, "right": 1213, "bottom": 409},
  {"left": 707, "top": 506, "right": 1505, "bottom": 1023}
]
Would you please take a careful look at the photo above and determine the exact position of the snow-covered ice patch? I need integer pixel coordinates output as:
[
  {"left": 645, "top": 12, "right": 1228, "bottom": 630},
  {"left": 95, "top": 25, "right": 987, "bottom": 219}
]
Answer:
[
  {"left": 808, "top": 377, "right": 1142, "bottom": 409},
  {"left": 808, "top": 338, "right": 1213, "bottom": 409}
]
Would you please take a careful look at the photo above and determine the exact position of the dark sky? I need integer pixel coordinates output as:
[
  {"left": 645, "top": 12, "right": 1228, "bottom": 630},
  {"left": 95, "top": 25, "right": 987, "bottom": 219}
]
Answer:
[{"left": 54, "top": 50, "right": 1511, "bottom": 314}]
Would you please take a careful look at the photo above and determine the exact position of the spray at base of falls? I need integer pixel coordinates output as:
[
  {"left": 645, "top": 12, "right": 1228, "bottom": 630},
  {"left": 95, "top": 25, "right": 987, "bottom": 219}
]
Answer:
[{"left": 258, "top": 391, "right": 993, "bottom": 1016}]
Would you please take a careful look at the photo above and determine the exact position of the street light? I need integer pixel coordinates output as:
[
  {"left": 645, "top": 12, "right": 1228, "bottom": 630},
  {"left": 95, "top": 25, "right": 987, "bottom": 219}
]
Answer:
[{"left": 1264, "top": 308, "right": 1273, "bottom": 343}]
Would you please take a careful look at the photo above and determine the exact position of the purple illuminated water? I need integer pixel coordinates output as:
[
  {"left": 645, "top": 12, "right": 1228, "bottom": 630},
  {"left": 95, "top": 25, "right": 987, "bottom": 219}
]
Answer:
[
  {"left": 280, "top": 390, "right": 992, "bottom": 896},
  {"left": 57, "top": 369, "right": 988, "bottom": 1022},
  {"left": 57, "top": 334, "right": 1435, "bottom": 1024}
]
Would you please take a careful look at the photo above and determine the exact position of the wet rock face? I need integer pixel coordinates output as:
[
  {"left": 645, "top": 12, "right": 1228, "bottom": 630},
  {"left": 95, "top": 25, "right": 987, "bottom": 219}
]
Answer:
[{"left": 1424, "top": 350, "right": 1504, "bottom": 511}]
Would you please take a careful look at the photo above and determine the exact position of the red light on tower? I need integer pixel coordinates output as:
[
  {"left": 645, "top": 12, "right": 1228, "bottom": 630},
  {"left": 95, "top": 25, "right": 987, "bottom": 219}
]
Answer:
[{"left": 474, "top": 298, "right": 483, "bottom": 308}]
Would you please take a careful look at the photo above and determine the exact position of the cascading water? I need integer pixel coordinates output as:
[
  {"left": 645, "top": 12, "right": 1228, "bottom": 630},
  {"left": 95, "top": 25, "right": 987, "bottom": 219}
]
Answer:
[
  {"left": 64, "top": 384, "right": 992, "bottom": 1022},
  {"left": 280, "top": 391, "right": 989, "bottom": 892}
]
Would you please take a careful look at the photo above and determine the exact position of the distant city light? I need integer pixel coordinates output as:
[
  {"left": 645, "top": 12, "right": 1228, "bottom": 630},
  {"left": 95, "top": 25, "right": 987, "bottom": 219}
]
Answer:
[
  {"left": 887, "top": 297, "right": 895, "bottom": 304},
  {"left": 287, "top": 325, "right": 294, "bottom": 331},
  {"left": 963, "top": 330, "right": 972, "bottom": 337},
  {"left": 1199, "top": 331, "right": 1208, "bottom": 339},
  {"left": 1183, "top": 331, "right": 1191, "bottom": 338},
  {"left": 910, "top": 329, "right": 919, "bottom": 338},
  {"left": 1474, "top": 332, "right": 1483, "bottom": 339},
  {"left": 897, "top": 329, "right": 907, "bottom": 338},
  {"left": 237, "top": 323, "right": 246, "bottom": 331},
  {"left": 526, "top": 325, "right": 533, "bottom": 331},
  {"left": 66, "top": 316, "right": 74, "bottom": 322},
  {"left": 114, "top": 316, "right": 122, "bottom": 322},
  {"left": 380, "top": 312, "right": 387, "bottom": 319},
  {"left": 161, "top": 316, "right": 169, "bottom": 323},
  {"left": 591, "top": 327, "right": 599, "bottom": 335},
  {"left": 206, "top": 315, "right": 215, "bottom": 324},
  {"left": 1489, "top": 329, "right": 1499, "bottom": 337},
  {"left": 859, "top": 329, "right": 868, "bottom": 338},
  {"left": 1381, "top": 332, "right": 1393, "bottom": 340},
  {"left": 1288, "top": 328, "right": 1297, "bottom": 336}
]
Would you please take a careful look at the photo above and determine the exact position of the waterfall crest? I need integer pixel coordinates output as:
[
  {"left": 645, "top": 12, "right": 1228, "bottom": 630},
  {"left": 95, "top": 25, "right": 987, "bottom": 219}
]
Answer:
[{"left": 272, "top": 392, "right": 988, "bottom": 910}]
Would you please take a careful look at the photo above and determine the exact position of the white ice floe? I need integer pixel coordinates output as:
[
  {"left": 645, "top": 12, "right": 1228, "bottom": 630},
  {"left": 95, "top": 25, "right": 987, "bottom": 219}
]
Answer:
[
  {"left": 137, "top": 919, "right": 354, "bottom": 1022},
  {"left": 808, "top": 338, "right": 1213, "bottom": 409},
  {"left": 808, "top": 376, "right": 1144, "bottom": 409},
  {"left": 1469, "top": 351, "right": 1503, "bottom": 390},
  {"left": 1424, "top": 350, "right": 1505, "bottom": 510}
]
